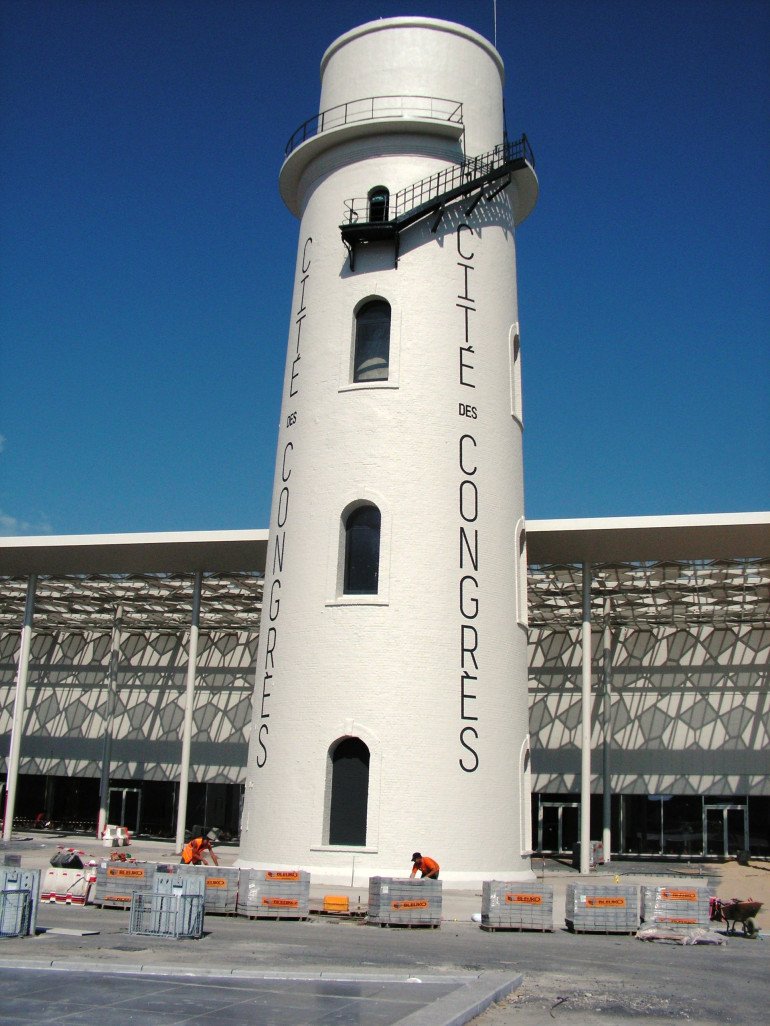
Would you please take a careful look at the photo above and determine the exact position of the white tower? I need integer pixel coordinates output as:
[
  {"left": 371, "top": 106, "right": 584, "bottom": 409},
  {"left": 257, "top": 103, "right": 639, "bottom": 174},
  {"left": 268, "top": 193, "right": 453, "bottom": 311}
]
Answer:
[{"left": 240, "top": 17, "right": 538, "bottom": 886}]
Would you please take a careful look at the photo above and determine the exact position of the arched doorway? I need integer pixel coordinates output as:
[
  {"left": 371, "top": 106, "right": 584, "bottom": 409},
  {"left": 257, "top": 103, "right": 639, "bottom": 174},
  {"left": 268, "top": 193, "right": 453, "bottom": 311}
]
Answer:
[{"left": 328, "top": 737, "right": 370, "bottom": 845}]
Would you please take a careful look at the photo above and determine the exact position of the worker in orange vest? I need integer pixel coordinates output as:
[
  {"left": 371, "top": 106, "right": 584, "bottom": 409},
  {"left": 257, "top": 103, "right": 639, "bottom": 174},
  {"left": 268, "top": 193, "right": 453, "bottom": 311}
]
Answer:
[
  {"left": 410, "top": 852, "right": 439, "bottom": 879},
  {"left": 181, "top": 833, "right": 219, "bottom": 866}
]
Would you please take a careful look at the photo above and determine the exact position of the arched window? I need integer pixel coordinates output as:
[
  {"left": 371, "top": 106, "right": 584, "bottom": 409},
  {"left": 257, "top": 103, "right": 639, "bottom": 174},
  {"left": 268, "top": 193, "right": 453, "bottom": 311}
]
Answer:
[
  {"left": 354, "top": 301, "right": 390, "bottom": 382},
  {"left": 344, "top": 504, "right": 381, "bottom": 594},
  {"left": 368, "top": 186, "right": 389, "bottom": 223},
  {"left": 328, "top": 737, "right": 370, "bottom": 846}
]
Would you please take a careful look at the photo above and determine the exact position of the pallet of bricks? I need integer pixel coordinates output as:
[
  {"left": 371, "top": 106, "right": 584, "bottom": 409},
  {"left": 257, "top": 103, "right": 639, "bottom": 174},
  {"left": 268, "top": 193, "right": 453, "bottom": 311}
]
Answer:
[
  {"left": 91, "top": 860, "right": 155, "bottom": 910},
  {"left": 159, "top": 864, "right": 240, "bottom": 915},
  {"left": 565, "top": 883, "right": 639, "bottom": 934},
  {"left": 367, "top": 877, "right": 442, "bottom": 928},
  {"left": 640, "top": 885, "right": 711, "bottom": 929},
  {"left": 236, "top": 869, "right": 310, "bottom": 919},
  {"left": 481, "top": 880, "right": 554, "bottom": 932}
]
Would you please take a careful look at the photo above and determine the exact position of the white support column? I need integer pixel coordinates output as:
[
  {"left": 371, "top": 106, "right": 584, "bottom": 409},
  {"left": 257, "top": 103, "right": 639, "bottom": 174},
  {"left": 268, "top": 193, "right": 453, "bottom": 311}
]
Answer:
[
  {"left": 2, "top": 574, "right": 37, "bottom": 842},
  {"left": 602, "top": 599, "right": 612, "bottom": 864},
  {"left": 97, "top": 605, "right": 122, "bottom": 838},
  {"left": 175, "top": 570, "right": 202, "bottom": 853},
  {"left": 580, "top": 561, "right": 592, "bottom": 875}
]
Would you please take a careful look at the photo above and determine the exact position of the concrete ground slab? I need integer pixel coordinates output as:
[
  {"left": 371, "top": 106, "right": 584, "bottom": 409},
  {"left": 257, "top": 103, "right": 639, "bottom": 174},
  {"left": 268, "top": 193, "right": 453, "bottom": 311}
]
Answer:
[
  {"left": 2, "top": 833, "right": 769, "bottom": 1024},
  {"left": 0, "top": 965, "right": 520, "bottom": 1026}
]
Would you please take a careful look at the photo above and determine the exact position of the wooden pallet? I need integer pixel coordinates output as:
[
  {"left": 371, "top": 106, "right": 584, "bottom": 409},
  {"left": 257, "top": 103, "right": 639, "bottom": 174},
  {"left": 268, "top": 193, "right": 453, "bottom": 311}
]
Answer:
[
  {"left": 479, "top": 923, "right": 553, "bottom": 933},
  {"left": 367, "top": 920, "right": 440, "bottom": 929}
]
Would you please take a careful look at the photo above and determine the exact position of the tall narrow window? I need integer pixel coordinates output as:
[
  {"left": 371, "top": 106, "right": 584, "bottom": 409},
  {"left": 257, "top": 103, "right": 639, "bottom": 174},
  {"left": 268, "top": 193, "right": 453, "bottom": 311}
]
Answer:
[
  {"left": 328, "top": 737, "right": 370, "bottom": 845},
  {"left": 368, "top": 186, "right": 389, "bottom": 223},
  {"left": 354, "top": 301, "right": 390, "bottom": 382},
  {"left": 516, "top": 518, "right": 528, "bottom": 626},
  {"left": 510, "top": 328, "right": 523, "bottom": 423},
  {"left": 344, "top": 504, "right": 381, "bottom": 594}
]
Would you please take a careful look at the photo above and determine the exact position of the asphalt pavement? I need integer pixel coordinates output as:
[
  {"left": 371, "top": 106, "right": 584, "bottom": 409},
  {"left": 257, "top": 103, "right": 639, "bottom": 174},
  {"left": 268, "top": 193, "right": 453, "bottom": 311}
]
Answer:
[{"left": 1, "top": 832, "right": 768, "bottom": 1025}]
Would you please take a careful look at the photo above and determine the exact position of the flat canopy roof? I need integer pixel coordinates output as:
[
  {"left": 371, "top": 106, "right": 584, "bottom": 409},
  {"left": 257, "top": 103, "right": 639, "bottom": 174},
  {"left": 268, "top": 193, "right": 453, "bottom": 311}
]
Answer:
[
  {"left": 525, "top": 512, "right": 770, "bottom": 564},
  {"left": 1, "top": 514, "right": 767, "bottom": 577},
  {"left": 0, "top": 515, "right": 767, "bottom": 632},
  {"left": 0, "top": 529, "right": 269, "bottom": 576}
]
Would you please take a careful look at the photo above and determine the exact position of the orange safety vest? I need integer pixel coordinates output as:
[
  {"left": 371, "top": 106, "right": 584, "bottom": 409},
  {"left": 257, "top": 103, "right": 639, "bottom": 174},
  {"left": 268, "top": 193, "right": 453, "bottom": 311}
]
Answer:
[{"left": 182, "top": 837, "right": 211, "bottom": 864}]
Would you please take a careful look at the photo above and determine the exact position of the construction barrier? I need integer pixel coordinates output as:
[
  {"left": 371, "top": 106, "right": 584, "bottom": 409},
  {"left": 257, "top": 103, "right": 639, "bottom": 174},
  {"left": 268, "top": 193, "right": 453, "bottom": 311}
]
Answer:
[
  {"left": 367, "top": 877, "right": 442, "bottom": 927},
  {"left": 92, "top": 861, "right": 156, "bottom": 909},
  {"left": 641, "top": 885, "right": 711, "bottom": 928},
  {"left": 129, "top": 871, "right": 205, "bottom": 939},
  {"left": 565, "top": 883, "right": 639, "bottom": 934},
  {"left": 236, "top": 869, "right": 310, "bottom": 919},
  {"left": 0, "top": 868, "right": 40, "bottom": 937},
  {"left": 41, "top": 867, "right": 96, "bottom": 905},
  {"left": 481, "top": 881, "right": 554, "bottom": 931},
  {"left": 102, "top": 825, "right": 130, "bottom": 848},
  {"left": 156, "top": 864, "right": 239, "bottom": 914}
]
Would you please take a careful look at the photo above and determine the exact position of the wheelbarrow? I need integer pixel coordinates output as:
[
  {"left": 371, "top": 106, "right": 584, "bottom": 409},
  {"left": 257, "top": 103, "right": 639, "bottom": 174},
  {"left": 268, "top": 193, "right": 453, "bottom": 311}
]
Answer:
[{"left": 709, "top": 896, "right": 762, "bottom": 938}]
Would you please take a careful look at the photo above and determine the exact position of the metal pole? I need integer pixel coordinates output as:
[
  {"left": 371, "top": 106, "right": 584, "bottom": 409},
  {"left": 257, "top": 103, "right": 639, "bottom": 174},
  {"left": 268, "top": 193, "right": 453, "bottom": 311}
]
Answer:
[
  {"left": 97, "top": 605, "right": 122, "bottom": 838},
  {"left": 580, "top": 562, "right": 592, "bottom": 874},
  {"left": 175, "top": 570, "right": 202, "bottom": 852},
  {"left": 3, "top": 574, "right": 37, "bottom": 841},
  {"left": 602, "top": 599, "right": 612, "bottom": 864}
]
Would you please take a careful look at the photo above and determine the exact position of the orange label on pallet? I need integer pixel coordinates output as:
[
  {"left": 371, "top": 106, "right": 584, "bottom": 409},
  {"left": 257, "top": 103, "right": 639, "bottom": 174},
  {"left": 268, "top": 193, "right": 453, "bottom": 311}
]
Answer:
[
  {"left": 660, "top": 889, "right": 698, "bottom": 901},
  {"left": 104, "top": 895, "right": 132, "bottom": 902},
  {"left": 586, "top": 897, "right": 626, "bottom": 907},
  {"left": 262, "top": 897, "right": 299, "bottom": 907},
  {"left": 206, "top": 878, "right": 227, "bottom": 888},
  {"left": 392, "top": 900, "right": 429, "bottom": 910},
  {"left": 265, "top": 871, "right": 300, "bottom": 881},
  {"left": 107, "top": 867, "right": 145, "bottom": 878},
  {"left": 506, "top": 893, "right": 543, "bottom": 905}
]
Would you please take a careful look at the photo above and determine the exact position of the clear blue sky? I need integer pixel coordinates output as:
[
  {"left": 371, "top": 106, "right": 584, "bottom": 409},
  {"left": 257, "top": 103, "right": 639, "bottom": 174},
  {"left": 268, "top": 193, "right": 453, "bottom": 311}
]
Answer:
[{"left": 1, "top": 0, "right": 768, "bottom": 537}]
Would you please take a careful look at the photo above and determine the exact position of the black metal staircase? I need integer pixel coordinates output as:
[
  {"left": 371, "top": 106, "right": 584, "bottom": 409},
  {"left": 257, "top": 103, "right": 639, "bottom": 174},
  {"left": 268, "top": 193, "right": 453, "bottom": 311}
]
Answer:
[{"left": 340, "top": 135, "right": 535, "bottom": 269}]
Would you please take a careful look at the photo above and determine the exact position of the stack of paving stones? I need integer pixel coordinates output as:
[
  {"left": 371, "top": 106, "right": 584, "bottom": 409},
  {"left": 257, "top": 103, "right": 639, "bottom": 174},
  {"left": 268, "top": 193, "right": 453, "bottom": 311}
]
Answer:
[
  {"left": 0, "top": 853, "right": 22, "bottom": 867},
  {"left": 641, "top": 885, "right": 711, "bottom": 928},
  {"left": 92, "top": 860, "right": 156, "bottom": 909},
  {"left": 481, "top": 880, "right": 554, "bottom": 931},
  {"left": 155, "top": 864, "right": 240, "bottom": 914},
  {"left": 366, "top": 877, "right": 442, "bottom": 928},
  {"left": 565, "top": 882, "right": 640, "bottom": 934},
  {"left": 236, "top": 869, "right": 310, "bottom": 919}
]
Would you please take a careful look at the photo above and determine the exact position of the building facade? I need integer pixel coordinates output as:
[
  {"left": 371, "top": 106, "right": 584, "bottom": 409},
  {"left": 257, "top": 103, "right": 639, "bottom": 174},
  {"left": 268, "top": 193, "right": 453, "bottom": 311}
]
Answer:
[{"left": 1, "top": 517, "right": 768, "bottom": 865}]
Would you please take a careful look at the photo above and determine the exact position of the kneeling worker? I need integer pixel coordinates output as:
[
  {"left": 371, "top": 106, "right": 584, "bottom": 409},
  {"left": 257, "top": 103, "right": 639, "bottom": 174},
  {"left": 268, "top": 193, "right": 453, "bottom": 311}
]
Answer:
[
  {"left": 181, "top": 833, "right": 219, "bottom": 866},
  {"left": 410, "top": 852, "right": 439, "bottom": 879}
]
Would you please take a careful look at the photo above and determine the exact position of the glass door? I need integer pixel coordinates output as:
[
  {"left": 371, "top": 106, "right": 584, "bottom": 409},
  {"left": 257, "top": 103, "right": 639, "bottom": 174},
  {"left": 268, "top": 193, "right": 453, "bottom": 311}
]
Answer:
[
  {"left": 108, "top": 787, "right": 142, "bottom": 835},
  {"left": 539, "top": 802, "right": 580, "bottom": 854},
  {"left": 705, "top": 804, "right": 747, "bottom": 856}
]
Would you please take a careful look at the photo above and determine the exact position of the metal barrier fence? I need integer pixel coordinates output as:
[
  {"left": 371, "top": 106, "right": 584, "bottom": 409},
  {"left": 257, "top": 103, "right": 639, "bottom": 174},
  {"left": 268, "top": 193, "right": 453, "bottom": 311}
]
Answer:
[
  {"left": 128, "top": 892, "right": 204, "bottom": 939},
  {"left": 0, "top": 889, "right": 33, "bottom": 938},
  {"left": 0, "top": 868, "right": 39, "bottom": 936}
]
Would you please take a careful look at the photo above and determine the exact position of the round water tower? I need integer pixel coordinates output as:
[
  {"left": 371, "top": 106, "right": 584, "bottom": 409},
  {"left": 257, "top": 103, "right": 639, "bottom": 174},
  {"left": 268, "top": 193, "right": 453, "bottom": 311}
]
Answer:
[{"left": 240, "top": 16, "right": 538, "bottom": 886}]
